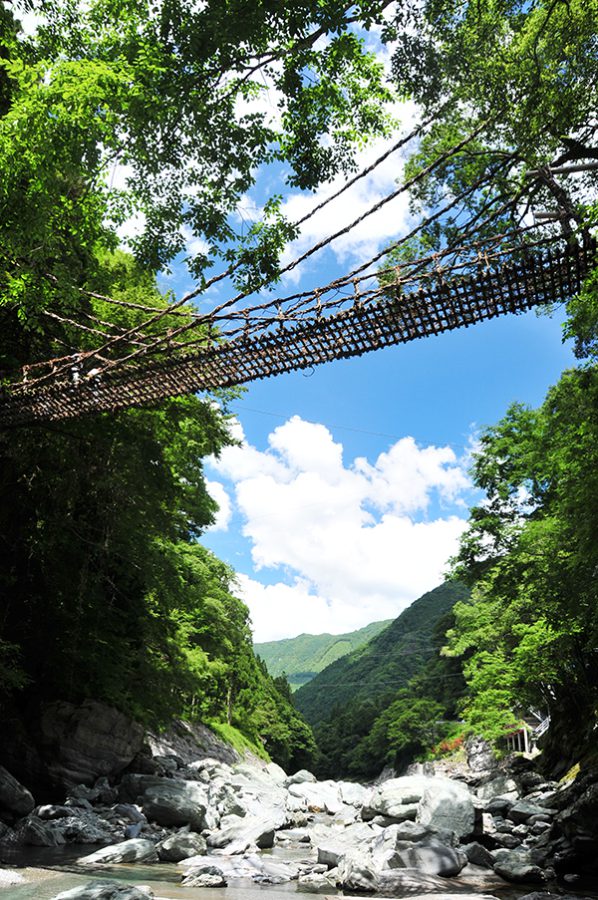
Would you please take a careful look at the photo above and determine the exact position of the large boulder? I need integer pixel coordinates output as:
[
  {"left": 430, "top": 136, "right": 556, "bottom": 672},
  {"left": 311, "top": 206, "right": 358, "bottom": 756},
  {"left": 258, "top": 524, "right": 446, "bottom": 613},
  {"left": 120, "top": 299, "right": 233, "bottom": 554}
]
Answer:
[
  {"left": 338, "top": 781, "right": 372, "bottom": 807},
  {"left": 297, "top": 871, "right": 337, "bottom": 893},
  {"left": 368, "top": 822, "right": 434, "bottom": 870},
  {"left": 493, "top": 851, "right": 546, "bottom": 884},
  {"left": 311, "top": 821, "right": 377, "bottom": 868},
  {"left": 35, "top": 806, "right": 114, "bottom": 844},
  {"left": 361, "top": 776, "right": 429, "bottom": 821},
  {"left": 286, "top": 769, "right": 317, "bottom": 785},
  {"left": 147, "top": 719, "right": 239, "bottom": 767},
  {"left": 181, "top": 865, "right": 227, "bottom": 888},
  {"left": 0, "top": 766, "right": 34, "bottom": 819},
  {"left": 206, "top": 812, "right": 286, "bottom": 853},
  {"left": 78, "top": 839, "right": 158, "bottom": 865},
  {"left": 141, "top": 780, "right": 208, "bottom": 830},
  {"left": 157, "top": 831, "right": 207, "bottom": 862},
  {"left": 466, "top": 736, "right": 498, "bottom": 772},
  {"left": 16, "top": 816, "right": 66, "bottom": 847},
  {"left": 395, "top": 838, "right": 468, "bottom": 877},
  {"left": 39, "top": 702, "right": 144, "bottom": 788},
  {"left": 335, "top": 849, "right": 379, "bottom": 892},
  {"left": 509, "top": 800, "right": 556, "bottom": 823},
  {"left": 337, "top": 855, "right": 486, "bottom": 895},
  {"left": 416, "top": 776, "right": 475, "bottom": 839},
  {"left": 477, "top": 775, "right": 519, "bottom": 803},
  {"left": 287, "top": 779, "right": 343, "bottom": 814},
  {"left": 463, "top": 841, "right": 495, "bottom": 868},
  {"left": 179, "top": 853, "right": 300, "bottom": 884}
]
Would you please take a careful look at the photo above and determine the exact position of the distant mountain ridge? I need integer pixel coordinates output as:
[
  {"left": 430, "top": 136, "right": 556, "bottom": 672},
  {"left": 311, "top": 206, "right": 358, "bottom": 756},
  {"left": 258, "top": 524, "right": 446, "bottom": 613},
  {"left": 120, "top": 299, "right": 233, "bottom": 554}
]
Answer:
[
  {"left": 293, "top": 581, "right": 469, "bottom": 725},
  {"left": 254, "top": 619, "right": 393, "bottom": 691}
]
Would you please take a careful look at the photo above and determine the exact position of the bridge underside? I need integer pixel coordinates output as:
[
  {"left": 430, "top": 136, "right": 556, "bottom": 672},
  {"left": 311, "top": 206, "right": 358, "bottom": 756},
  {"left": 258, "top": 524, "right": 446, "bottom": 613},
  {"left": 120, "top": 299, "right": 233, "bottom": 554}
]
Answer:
[{"left": 0, "top": 240, "right": 594, "bottom": 427}]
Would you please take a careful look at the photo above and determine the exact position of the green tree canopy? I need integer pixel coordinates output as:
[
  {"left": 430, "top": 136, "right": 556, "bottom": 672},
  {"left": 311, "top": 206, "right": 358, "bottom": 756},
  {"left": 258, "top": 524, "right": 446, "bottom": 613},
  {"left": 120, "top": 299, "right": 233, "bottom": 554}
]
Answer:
[
  {"left": 0, "top": 0, "right": 394, "bottom": 341},
  {"left": 446, "top": 362, "right": 598, "bottom": 755},
  {"left": 385, "top": 0, "right": 597, "bottom": 257}
]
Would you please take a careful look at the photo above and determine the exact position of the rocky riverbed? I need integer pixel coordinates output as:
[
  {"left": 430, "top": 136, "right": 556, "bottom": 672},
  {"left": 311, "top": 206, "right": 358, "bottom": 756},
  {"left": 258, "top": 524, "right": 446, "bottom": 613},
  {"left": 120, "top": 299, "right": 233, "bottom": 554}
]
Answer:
[{"left": 1, "top": 714, "right": 598, "bottom": 900}]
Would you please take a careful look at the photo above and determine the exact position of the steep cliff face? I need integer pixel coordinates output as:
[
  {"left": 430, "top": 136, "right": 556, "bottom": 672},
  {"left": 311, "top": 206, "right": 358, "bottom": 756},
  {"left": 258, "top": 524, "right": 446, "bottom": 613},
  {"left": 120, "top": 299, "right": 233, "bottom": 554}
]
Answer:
[
  {"left": 539, "top": 700, "right": 598, "bottom": 780},
  {"left": 0, "top": 700, "right": 144, "bottom": 800}
]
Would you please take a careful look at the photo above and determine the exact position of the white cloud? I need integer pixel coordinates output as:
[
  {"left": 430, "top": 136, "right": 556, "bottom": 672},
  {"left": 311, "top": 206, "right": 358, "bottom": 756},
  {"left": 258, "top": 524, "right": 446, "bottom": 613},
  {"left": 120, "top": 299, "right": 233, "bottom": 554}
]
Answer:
[
  {"left": 355, "top": 437, "right": 471, "bottom": 515},
  {"left": 116, "top": 211, "right": 147, "bottom": 244},
  {"left": 278, "top": 100, "right": 419, "bottom": 283},
  {"left": 205, "top": 480, "right": 232, "bottom": 532},
  {"left": 209, "top": 416, "right": 473, "bottom": 641},
  {"left": 181, "top": 225, "right": 211, "bottom": 260}
]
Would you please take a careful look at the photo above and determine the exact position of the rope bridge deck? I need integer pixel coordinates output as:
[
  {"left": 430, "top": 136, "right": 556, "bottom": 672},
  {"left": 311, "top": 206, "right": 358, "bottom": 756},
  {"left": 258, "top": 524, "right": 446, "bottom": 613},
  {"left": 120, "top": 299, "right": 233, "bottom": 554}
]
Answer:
[{"left": 0, "top": 239, "right": 594, "bottom": 427}]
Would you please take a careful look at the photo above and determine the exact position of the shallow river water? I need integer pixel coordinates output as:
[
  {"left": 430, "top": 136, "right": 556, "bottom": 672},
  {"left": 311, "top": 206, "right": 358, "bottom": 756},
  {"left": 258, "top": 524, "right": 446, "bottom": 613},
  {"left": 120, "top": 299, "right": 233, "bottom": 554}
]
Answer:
[
  {"left": 2, "top": 843, "right": 598, "bottom": 900},
  {"left": 0, "top": 846, "right": 566, "bottom": 900}
]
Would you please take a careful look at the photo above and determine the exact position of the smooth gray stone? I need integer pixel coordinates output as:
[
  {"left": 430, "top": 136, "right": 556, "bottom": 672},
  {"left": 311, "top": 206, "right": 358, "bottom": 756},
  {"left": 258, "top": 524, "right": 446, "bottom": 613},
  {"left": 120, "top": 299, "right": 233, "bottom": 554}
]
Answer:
[
  {"left": 463, "top": 841, "right": 495, "bottom": 868},
  {"left": 182, "top": 864, "right": 226, "bottom": 888},
  {"left": 395, "top": 838, "right": 468, "bottom": 877},
  {"left": 51, "top": 882, "right": 153, "bottom": 899},
  {"left": 77, "top": 838, "right": 158, "bottom": 865},
  {"left": 0, "top": 765, "right": 34, "bottom": 818},
  {"left": 157, "top": 830, "right": 207, "bottom": 862}
]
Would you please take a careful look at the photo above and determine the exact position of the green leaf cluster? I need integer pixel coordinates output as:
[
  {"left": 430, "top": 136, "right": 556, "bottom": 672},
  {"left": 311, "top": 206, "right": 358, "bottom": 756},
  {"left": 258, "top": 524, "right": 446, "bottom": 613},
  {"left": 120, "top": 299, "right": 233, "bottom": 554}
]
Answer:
[{"left": 0, "top": 0, "right": 395, "bottom": 320}]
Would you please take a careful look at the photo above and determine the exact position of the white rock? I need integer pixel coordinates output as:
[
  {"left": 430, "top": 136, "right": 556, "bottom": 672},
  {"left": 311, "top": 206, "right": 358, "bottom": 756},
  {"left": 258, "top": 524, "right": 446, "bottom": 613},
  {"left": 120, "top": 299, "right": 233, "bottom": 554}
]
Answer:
[
  {"left": 297, "top": 871, "right": 337, "bottom": 893},
  {"left": 417, "top": 776, "right": 475, "bottom": 839},
  {"left": 52, "top": 880, "right": 153, "bottom": 899},
  {"left": 477, "top": 776, "right": 519, "bottom": 802},
  {"left": 338, "top": 781, "right": 371, "bottom": 807},
  {"left": 77, "top": 838, "right": 158, "bottom": 865},
  {"left": 139, "top": 779, "right": 208, "bottom": 830},
  {"left": 395, "top": 838, "right": 468, "bottom": 876},
  {"left": 157, "top": 831, "right": 206, "bottom": 862},
  {"left": 362, "top": 775, "right": 430, "bottom": 819},
  {"left": 286, "top": 769, "right": 317, "bottom": 785},
  {"left": 206, "top": 812, "right": 285, "bottom": 853},
  {"left": 287, "top": 780, "right": 343, "bottom": 813}
]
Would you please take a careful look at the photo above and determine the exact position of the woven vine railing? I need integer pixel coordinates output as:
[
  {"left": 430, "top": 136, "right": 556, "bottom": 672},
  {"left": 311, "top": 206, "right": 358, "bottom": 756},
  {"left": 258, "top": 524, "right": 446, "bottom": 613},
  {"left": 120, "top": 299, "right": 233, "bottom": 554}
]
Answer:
[{"left": 0, "top": 238, "right": 594, "bottom": 427}]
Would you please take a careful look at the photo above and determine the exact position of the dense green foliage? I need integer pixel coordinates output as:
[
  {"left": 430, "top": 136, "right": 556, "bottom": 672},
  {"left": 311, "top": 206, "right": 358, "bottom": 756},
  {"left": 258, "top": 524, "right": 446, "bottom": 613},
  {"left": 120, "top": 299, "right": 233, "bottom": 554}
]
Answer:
[
  {"left": 255, "top": 619, "right": 392, "bottom": 691},
  {"left": 292, "top": 583, "right": 469, "bottom": 778},
  {"left": 0, "top": 253, "right": 315, "bottom": 769},
  {"left": 445, "top": 358, "right": 598, "bottom": 758},
  {"left": 381, "top": 0, "right": 598, "bottom": 769},
  {"left": 383, "top": 0, "right": 597, "bottom": 266},
  {"left": 0, "top": 0, "right": 394, "bottom": 331},
  {"left": 2, "top": 0, "right": 597, "bottom": 780}
]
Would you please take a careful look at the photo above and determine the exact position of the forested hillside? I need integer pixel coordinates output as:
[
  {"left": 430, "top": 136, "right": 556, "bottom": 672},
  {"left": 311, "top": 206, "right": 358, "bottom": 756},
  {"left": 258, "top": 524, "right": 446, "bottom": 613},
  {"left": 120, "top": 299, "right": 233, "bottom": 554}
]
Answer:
[
  {"left": 295, "top": 582, "right": 468, "bottom": 725},
  {"left": 255, "top": 619, "right": 392, "bottom": 690}
]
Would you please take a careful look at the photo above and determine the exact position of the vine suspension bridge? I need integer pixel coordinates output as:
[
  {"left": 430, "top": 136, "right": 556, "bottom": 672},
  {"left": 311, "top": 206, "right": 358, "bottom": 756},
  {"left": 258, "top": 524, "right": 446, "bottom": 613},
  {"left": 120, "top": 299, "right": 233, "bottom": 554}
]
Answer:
[{"left": 1, "top": 115, "right": 595, "bottom": 428}]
